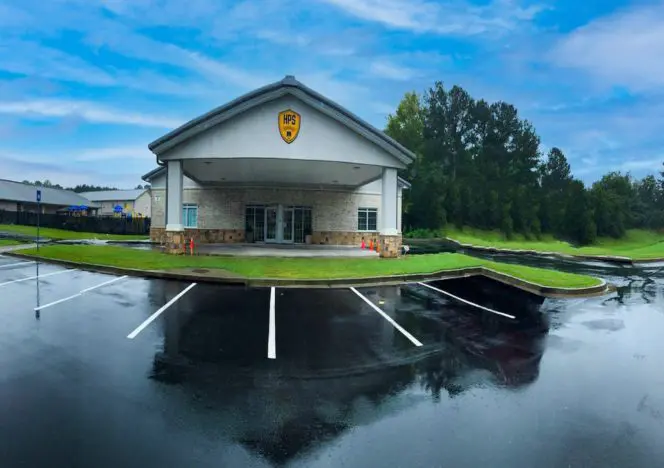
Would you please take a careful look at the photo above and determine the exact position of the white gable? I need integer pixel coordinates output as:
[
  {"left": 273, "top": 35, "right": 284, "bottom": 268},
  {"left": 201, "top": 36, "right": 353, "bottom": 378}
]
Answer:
[{"left": 158, "top": 95, "right": 406, "bottom": 170}]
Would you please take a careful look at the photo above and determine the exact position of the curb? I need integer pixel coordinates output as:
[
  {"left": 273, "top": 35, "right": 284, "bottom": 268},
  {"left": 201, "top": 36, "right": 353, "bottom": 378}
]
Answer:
[
  {"left": 438, "top": 237, "right": 664, "bottom": 265},
  {"left": 4, "top": 252, "right": 610, "bottom": 298},
  {"left": 478, "top": 267, "right": 608, "bottom": 298}
]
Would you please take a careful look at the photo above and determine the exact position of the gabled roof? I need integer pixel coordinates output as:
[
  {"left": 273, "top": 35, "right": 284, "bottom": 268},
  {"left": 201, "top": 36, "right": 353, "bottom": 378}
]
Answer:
[
  {"left": 80, "top": 189, "right": 147, "bottom": 202},
  {"left": 141, "top": 166, "right": 164, "bottom": 182},
  {"left": 148, "top": 75, "right": 416, "bottom": 164},
  {"left": 0, "top": 179, "right": 95, "bottom": 206}
]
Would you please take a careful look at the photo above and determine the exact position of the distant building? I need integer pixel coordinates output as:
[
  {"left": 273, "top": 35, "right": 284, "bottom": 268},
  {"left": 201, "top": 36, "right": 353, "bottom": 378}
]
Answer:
[
  {"left": 0, "top": 179, "right": 96, "bottom": 215},
  {"left": 80, "top": 189, "right": 151, "bottom": 217}
]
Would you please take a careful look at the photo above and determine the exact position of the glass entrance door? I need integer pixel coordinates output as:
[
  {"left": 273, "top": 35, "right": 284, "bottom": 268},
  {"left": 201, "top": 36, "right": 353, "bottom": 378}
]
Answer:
[
  {"left": 265, "top": 206, "right": 278, "bottom": 242},
  {"left": 282, "top": 206, "right": 294, "bottom": 243}
]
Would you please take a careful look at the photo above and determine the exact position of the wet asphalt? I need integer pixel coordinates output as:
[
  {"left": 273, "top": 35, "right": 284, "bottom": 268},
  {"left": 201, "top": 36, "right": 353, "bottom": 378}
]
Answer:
[{"left": 0, "top": 254, "right": 663, "bottom": 467}]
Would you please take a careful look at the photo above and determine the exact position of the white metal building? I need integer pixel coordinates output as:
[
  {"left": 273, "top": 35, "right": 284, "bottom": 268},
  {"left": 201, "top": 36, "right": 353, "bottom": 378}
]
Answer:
[
  {"left": 80, "top": 189, "right": 151, "bottom": 217},
  {"left": 143, "top": 75, "right": 414, "bottom": 257}
]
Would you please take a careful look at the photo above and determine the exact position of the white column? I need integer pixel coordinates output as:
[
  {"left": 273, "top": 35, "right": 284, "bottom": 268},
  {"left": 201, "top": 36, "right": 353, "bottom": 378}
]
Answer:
[
  {"left": 397, "top": 186, "right": 403, "bottom": 233},
  {"left": 380, "top": 167, "right": 398, "bottom": 235},
  {"left": 166, "top": 160, "right": 183, "bottom": 231}
]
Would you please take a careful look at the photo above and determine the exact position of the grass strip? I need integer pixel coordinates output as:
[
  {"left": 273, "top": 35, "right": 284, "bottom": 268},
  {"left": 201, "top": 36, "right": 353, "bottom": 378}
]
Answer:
[{"left": 16, "top": 244, "right": 602, "bottom": 288}]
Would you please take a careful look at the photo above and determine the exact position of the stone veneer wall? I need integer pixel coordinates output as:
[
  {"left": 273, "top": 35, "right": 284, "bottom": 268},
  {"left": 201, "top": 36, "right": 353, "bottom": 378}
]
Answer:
[
  {"left": 151, "top": 227, "right": 244, "bottom": 244},
  {"left": 311, "top": 231, "right": 379, "bottom": 246},
  {"left": 150, "top": 185, "right": 402, "bottom": 249},
  {"left": 152, "top": 226, "right": 401, "bottom": 255},
  {"left": 150, "top": 186, "right": 382, "bottom": 231},
  {"left": 151, "top": 227, "right": 166, "bottom": 243},
  {"left": 379, "top": 234, "right": 403, "bottom": 258}
]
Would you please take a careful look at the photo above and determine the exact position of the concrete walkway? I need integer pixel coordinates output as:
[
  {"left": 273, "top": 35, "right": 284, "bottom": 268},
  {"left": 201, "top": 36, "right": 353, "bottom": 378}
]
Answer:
[
  {"left": 0, "top": 243, "right": 37, "bottom": 253},
  {"left": 195, "top": 243, "right": 379, "bottom": 258}
]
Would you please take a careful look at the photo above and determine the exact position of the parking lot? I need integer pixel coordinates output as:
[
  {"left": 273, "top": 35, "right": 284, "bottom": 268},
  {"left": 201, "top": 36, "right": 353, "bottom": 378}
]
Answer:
[{"left": 0, "top": 254, "right": 548, "bottom": 467}]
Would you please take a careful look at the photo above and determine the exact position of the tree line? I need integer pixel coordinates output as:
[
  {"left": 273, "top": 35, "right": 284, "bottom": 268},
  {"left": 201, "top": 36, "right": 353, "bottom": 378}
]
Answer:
[
  {"left": 20, "top": 180, "right": 147, "bottom": 193},
  {"left": 385, "top": 84, "right": 664, "bottom": 244}
]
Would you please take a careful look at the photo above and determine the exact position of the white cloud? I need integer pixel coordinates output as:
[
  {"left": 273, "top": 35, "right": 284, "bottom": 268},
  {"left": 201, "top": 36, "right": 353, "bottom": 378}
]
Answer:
[
  {"left": 0, "top": 155, "right": 146, "bottom": 188},
  {"left": 318, "top": 0, "right": 547, "bottom": 36},
  {"left": 550, "top": 4, "right": 664, "bottom": 91},
  {"left": 1, "top": 144, "right": 154, "bottom": 165},
  {"left": 369, "top": 101, "right": 398, "bottom": 116},
  {"left": 369, "top": 60, "right": 420, "bottom": 81},
  {"left": 0, "top": 3, "right": 33, "bottom": 28},
  {"left": 0, "top": 100, "right": 182, "bottom": 128},
  {"left": 618, "top": 157, "right": 664, "bottom": 172},
  {"left": 0, "top": 39, "right": 116, "bottom": 86},
  {"left": 83, "top": 20, "right": 270, "bottom": 90},
  {"left": 255, "top": 30, "right": 312, "bottom": 47},
  {"left": 185, "top": 52, "right": 271, "bottom": 89},
  {"left": 0, "top": 38, "right": 217, "bottom": 97},
  {"left": 296, "top": 71, "right": 371, "bottom": 110},
  {"left": 74, "top": 146, "right": 153, "bottom": 162}
]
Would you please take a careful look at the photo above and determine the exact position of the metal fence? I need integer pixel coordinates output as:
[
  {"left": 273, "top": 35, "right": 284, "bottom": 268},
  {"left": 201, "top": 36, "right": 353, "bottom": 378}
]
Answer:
[{"left": 0, "top": 210, "right": 151, "bottom": 236}]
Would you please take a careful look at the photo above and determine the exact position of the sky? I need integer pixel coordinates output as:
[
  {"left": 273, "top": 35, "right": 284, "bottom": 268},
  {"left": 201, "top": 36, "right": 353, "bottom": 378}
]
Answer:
[{"left": 0, "top": 0, "right": 663, "bottom": 189}]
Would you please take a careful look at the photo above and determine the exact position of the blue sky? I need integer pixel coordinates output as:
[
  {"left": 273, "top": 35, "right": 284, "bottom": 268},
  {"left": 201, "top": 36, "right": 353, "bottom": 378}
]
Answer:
[{"left": 0, "top": 0, "right": 662, "bottom": 188}]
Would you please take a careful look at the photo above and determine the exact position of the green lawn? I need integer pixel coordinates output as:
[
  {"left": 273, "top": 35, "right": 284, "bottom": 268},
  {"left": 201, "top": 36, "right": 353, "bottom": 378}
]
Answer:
[
  {"left": 443, "top": 227, "right": 664, "bottom": 260},
  {"left": 0, "top": 239, "right": 24, "bottom": 246},
  {"left": 15, "top": 244, "right": 602, "bottom": 288},
  {"left": 0, "top": 224, "right": 149, "bottom": 241}
]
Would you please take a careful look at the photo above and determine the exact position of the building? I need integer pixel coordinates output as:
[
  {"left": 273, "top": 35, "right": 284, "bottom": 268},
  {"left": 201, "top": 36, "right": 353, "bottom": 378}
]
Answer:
[
  {"left": 0, "top": 179, "right": 96, "bottom": 215},
  {"left": 143, "top": 75, "right": 415, "bottom": 257},
  {"left": 80, "top": 189, "right": 151, "bottom": 217}
]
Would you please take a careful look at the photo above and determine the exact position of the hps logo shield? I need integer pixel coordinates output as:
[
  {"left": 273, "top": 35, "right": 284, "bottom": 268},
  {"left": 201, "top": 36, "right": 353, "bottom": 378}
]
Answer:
[{"left": 278, "top": 109, "right": 301, "bottom": 144}]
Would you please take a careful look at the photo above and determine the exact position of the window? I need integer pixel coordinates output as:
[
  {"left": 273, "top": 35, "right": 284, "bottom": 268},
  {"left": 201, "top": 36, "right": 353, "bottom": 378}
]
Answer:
[
  {"left": 357, "top": 208, "right": 377, "bottom": 231},
  {"left": 290, "top": 206, "right": 312, "bottom": 243},
  {"left": 245, "top": 205, "right": 265, "bottom": 242},
  {"left": 182, "top": 204, "right": 198, "bottom": 228}
]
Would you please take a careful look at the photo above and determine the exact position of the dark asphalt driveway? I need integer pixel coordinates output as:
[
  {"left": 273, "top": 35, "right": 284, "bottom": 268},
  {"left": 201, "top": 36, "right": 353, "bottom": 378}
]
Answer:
[{"left": 0, "top": 254, "right": 662, "bottom": 468}]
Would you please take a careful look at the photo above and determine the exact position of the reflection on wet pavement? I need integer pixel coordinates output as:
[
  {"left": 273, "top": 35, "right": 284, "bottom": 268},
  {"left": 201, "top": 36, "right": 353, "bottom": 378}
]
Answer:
[
  {"left": 0, "top": 254, "right": 663, "bottom": 467},
  {"left": 147, "top": 281, "right": 548, "bottom": 465}
]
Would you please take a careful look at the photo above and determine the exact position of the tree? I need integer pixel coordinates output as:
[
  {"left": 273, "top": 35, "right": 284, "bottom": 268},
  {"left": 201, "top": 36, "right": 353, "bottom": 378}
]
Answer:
[
  {"left": 386, "top": 79, "right": 663, "bottom": 240},
  {"left": 385, "top": 91, "right": 425, "bottom": 229},
  {"left": 70, "top": 184, "right": 118, "bottom": 193},
  {"left": 385, "top": 91, "right": 424, "bottom": 160},
  {"left": 563, "top": 179, "right": 596, "bottom": 245},
  {"left": 591, "top": 172, "right": 634, "bottom": 238},
  {"left": 539, "top": 147, "right": 572, "bottom": 234}
]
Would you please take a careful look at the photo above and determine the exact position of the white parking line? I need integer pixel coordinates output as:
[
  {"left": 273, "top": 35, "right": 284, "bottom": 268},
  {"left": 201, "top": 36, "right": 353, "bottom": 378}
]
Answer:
[
  {"left": 268, "top": 286, "right": 276, "bottom": 359},
  {"left": 0, "top": 261, "right": 34, "bottom": 269},
  {"left": 35, "top": 275, "right": 129, "bottom": 311},
  {"left": 0, "top": 268, "right": 77, "bottom": 288},
  {"left": 417, "top": 282, "right": 515, "bottom": 319},
  {"left": 127, "top": 282, "right": 197, "bottom": 339},
  {"left": 349, "top": 287, "right": 423, "bottom": 347},
  {"left": 79, "top": 275, "right": 128, "bottom": 294}
]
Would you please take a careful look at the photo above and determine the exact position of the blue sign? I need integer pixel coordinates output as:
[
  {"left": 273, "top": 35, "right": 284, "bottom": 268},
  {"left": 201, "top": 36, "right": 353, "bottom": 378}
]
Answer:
[{"left": 36, "top": 189, "right": 41, "bottom": 202}]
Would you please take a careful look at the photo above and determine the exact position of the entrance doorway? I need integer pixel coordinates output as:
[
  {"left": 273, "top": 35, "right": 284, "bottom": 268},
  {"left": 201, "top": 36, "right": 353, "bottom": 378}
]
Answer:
[
  {"left": 265, "top": 206, "right": 278, "bottom": 242},
  {"left": 245, "top": 204, "right": 312, "bottom": 244}
]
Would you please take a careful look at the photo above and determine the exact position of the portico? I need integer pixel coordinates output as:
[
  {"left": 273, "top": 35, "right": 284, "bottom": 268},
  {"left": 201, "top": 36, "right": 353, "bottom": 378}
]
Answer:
[{"left": 144, "top": 75, "right": 415, "bottom": 257}]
